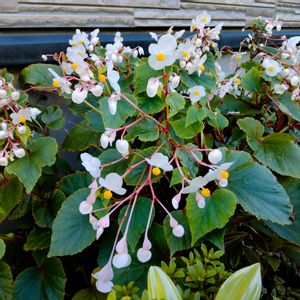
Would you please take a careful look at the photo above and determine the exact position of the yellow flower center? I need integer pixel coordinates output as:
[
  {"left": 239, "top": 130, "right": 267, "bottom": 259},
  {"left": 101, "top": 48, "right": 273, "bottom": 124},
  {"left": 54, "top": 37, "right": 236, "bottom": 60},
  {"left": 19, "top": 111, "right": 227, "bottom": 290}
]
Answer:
[
  {"left": 220, "top": 171, "right": 229, "bottom": 179},
  {"left": 201, "top": 188, "right": 211, "bottom": 197},
  {"left": 201, "top": 17, "right": 207, "bottom": 23},
  {"left": 199, "top": 65, "right": 205, "bottom": 72},
  {"left": 103, "top": 190, "right": 112, "bottom": 200},
  {"left": 193, "top": 89, "right": 200, "bottom": 96},
  {"left": 71, "top": 63, "right": 78, "bottom": 70},
  {"left": 53, "top": 79, "right": 60, "bottom": 88},
  {"left": 182, "top": 51, "right": 189, "bottom": 58},
  {"left": 152, "top": 167, "right": 161, "bottom": 176},
  {"left": 63, "top": 67, "right": 67, "bottom": 73},
  {"left": 156, "top": 52, "right": 166, "bottom": 62},
  {"left": 71, "top": 42, "right": 77, "bottom": 47},
  {"left": 235, "top": 55, "right": 242, "bottom": 61},
  {"left": 268, "top": 65, "right": 275, "bottom": 72},
  {"left": 19, "top": 117, "right": 26, "bottom": 123},
  {"left": 78, "top": 51, "right": 83, "bottom": 56},
  {"left": 191, "top": 25, "right": 196, "bottom": 30},
  {"left": 79, "top": 40, "right": 84, "bottom": 45},
  {"left": 98, "top": 74, "right": 107, "bottom": 83},
  {"left": 234, "top": 78, "right": 241, "bottom": 84}
]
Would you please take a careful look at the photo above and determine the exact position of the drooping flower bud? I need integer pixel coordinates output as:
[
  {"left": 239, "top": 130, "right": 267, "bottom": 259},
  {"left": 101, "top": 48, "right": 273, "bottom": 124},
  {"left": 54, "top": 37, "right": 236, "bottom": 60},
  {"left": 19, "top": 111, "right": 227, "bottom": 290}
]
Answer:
[
  {"left": 91, "top": 85, "right": 103, "bottom": 97},
  {"left": 11, "top": 91, "right": 20, "bottom": 101},
  {"left": 14, "top": 148, "right": 25, "bottom": 158},
  {"left": 171, "top": 193, "right": 181, "bottom": 209},
  {"left": 208, "top": 149, "right": 222, "bottom": 164},
  {"left": 72, "top": 88, "right": 87, "bottom": 104},
  {"left": 171, "top": 75, "right": 180, "bottom": 89},
  {"left": 116, "top": 139, "right": 129, "bottom": 157},
  {"left": 172, "top": 224, "right": 185, "bottom": 237},
  {"left": 0, "top": 130, "right": 7, "bottom": 139},
  {"left": 17, "top": 125, "right": 27, "bottom": 135},
  {"left": 146, "top": 78, "right": 160, "bottom": 98},
  {"left": 0, "top": 157, "right": 8, "bottom": 166},
  {"left": 79, "top": 201, "right": 93, "bottom": 215}
]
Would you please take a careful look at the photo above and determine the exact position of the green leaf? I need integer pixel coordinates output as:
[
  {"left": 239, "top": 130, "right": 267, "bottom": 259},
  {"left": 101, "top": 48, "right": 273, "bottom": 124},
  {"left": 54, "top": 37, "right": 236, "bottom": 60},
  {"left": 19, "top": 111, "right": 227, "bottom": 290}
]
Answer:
[
  {"left": 41, "top": 106, "right": 65, "bottom": 130},
  {"left": 12, "top": 257, "right": 66, "bottom": 300},
  {"left": 15, "top": 125, "right": 31, "bottom": 145},
  {"left": 207, "top": 111, "right": 229, "bottom": 129},
  {"left": 137, "top": 95, "right": 165, "bottom": 114},
  {"left": 241, "top": 67, "right": 263, "bottom": 93},
  {"left": 186, "top": 189, "right": 237, "bottom": 245},
  {"left": 48, "top": 188, "right": 95, "bottom": 257},
  {"left": 0, "top": 261, "right": 13, "bottom": 300},
  {"left": 0, "top": 239, "right": 5, "bottom": 259},
  {"left": 23, "top": 227, "right": 51, "bottom": 251},
  {"left": 177, "top": 147, "right": 201, "bottom": 178},
  {"left": 171, "top": 118, "right": 203, "bottom": 139},
  {"left": 238, "top": 118, "right": 300, "bottom": 178},
  {"left": 186, "top": 106, "right": 206, "bottom": 127},
  {"left": 61, "top": 120, "right": 99, "bottom": 151},
  {"left": 0, "top": 68, "right": 14, "bottom": 83},
  {"left": 267, "top": 177, "right": 300, "bottom": 245},
  {"left": 84, "top": 110, "right": 105, "bottom": 132},
  {"left": 6, "top": 137, "right": 58, "bottom": 193},
  {"left": 215, "top": 263, "right": 261, "bottom": 300},
  {"left": 220, "top": 149, "right": 292, "bottom": 225},
  {"left": 126, "top": 118, "right": 159, "bottom": 142},
  {"left": 134, "top": 60, "right": 162, "bottom": 95},
  {"left": 73, "top": 289, "right": 106, "bottom": 300},
  {"left": 166, "top": 93, "right": 185, "bottom": 118},
  {"left": 277, "top": 92, "right": 300, "bottom": 122},
  {"left": 180, "top": 71, "right": 216, "bottom": 90},
  {"left": 58, "top": 171, "right": 92, "bottom": 196},
  {"left": 20, "top": 63, "right": 62, "bottom": 87},
  {"left": 163, "top": 210, "right": 191, "bottom": 256},
  {"left": 99, "top": 94, "right": 137, "bottom": 129},
  {"left": 0, "top": 175, "right": 23, "bottom": 222},
  {"left": 118, "top": 197, "right": 154, "bottom": 251},
  {"left": 32, "top": 189, "right": 66, "bottom": 228}
]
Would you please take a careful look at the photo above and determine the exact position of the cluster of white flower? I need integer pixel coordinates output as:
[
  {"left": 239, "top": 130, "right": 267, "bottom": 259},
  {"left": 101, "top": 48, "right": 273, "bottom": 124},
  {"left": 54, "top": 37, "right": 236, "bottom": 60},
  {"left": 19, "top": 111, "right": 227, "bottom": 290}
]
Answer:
[{"left": 0, "top": 76, "right": 41, "bottom": 166}]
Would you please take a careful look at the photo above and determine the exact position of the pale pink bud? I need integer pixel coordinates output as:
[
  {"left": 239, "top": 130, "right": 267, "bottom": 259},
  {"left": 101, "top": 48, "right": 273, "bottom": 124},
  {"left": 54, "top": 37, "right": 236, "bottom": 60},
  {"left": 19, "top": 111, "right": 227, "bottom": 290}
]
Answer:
[
  {"left": 116, "top": 139, "right": 129, "bottom": 157},
  {"left": 11, "top": 91, "right": 20, "bottom": 101},
  {"left": 116, "top": 236, "right": 128, "bottom": 254},
  {"left": 169, "top": 217, "right": 178, "bottom": 228},
  {"left": 208, "top": 149, "right": 222, "bottom": 164},
  {"left": 146, "top": 78, "right": 159, "bottom": 98},
  {"left": 97, "top": 215, "right": 110, "bottom": 228},
  {"left": 14, "top": 148, "right": 25, "bottom": 158},
  {"left": 171, "top": 75, "right": 180, "bottom": 89},
  {"left": 0, "top": 157, "right": 8, "bottom": 166},
  {"left": 137, "top": 248, "right": 152, "bottom": 263},
  {"left": 172, "top": 224, "right": 185, "bottom": 237},
  {"left": 171, "top": 193, "right": 181, "bottom": 209}
]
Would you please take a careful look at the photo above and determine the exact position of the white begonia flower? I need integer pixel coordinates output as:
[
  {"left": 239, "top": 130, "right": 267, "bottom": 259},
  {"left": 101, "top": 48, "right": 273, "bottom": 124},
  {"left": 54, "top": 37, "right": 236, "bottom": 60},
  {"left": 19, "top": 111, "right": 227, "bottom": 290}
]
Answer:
[
  {"left": 69, "top": 29, "right": 89, "bottom": 47},
  {"left": 148, "top": 34, "right": 177, "bottom": 70},
  {"left": 181, "top": 176, "right": 208, "bottom": 194},
  {"left": 113, "top": 237, "right": 132, "bottom": 269},
  {"left": 196, "top": 192, "right": 206, "bottom": 209},
  {"left": 61, "top": 61, "right": 73, "bottom": 75},
  {"left": 208, "top": 149, "right": 223, "bottom": 164},
  {"left": 29, "top": 108, "right": 41, "bottom": 119},
  {"left": 100, "top": 128, "right": 116, "bottom": 149},
  {"left": 175, "top": 42, "right": 195, "bottom": 61},
  {"left": 17, "top": 125, "right": 27, "bottom": 135},
  {"left": 11, "top": 91, "right": 20, "bottom": 101},
  {"left": 0, "top": 98, "right": 8, "bottom": 108},
  {"left": 0, "top": 130, "right": 7, "bottom": 139},
  {"left": 106, "top": 61, "right": 121, "bottom": 93},
  {"left": 79, "top": 201, "right": 93, "bottom": 215},
  {"left": 90, "top": 28, "right": 100, "bottom": 46},
  {"left": 10, "top": 108, "right": 31, "bottom": 125},
  {"left": 0, "top": 89, "right": 7, "bottom": 98},
  {"left": 94, "top": 215, "right": 110, "bottom": 239},
  {"left": 195, "top": 11, "right": 211, "bottom": 27},
  {"left": 108, "top": 94, "right": 121, "bottom": 115},
  {"left": 99, "top": 173, "right": 126, "bottom": 195},
  {"left": 146, "top": 77, "right": 160, "bottom": 98},
  {"left": 48, "top": 68, "right": 72, "bottom": 94},
  {"left": 93, "top": 262, "right": 114, "bottom": 293},
  {"left": 188, "top": 85, "right": 206, "bottom": 104},
  {"left": 145, "top": 153, "right": 173, "bottom": 172},
  {"left": 188, "top": 54, "right": 207, "bottom": 75},
  {"left": 80, "top": 152, "right": 101, "bottom": 178},
  {"left": 274, "top": 83, "right": 288, "bottom": 95},
  {"left": 0, "top": 157, "right": 8, "bottom": 166},
  {"left": 171, "top": 75, "right": 180, "bottom": 89},
  {"left": 169, "top": 217, "right": 185, "bottom": 238},
  {"left": 203, "top": 162, "right": 233, "bottom": 184},
  {"left": 291, "top": 75, "right": 300, "bottom": 87},
  {"left": 71, "top": 88, "right": 87, "bottom": 104},
  {"left": 90, "top": 85, "right": 103, "bottom": 97},
  {"left": 262, "top": 58, "right": 282, "bottom": 77},
  {"left": 116, "top": 139, "right": 129, "bottom": 157},
  {"left": 13, "top": 148, "right": 25, "bottom": 159}
]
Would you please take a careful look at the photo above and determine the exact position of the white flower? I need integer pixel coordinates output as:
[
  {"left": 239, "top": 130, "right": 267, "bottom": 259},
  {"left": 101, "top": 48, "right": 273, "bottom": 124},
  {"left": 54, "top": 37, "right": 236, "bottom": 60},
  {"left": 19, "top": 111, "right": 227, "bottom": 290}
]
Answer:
[
  {"left": 274, "top": 84, "right": 288, "bottom": 95},
  {"left": 181, "top": 176, "right": 208, "bottom": 194},
  {"left": 262, "top": 58, "right": 282, "bottom": 77},
  {"left": 0, "top": 130, "right": 7, "bottom": 139},
  {"left": 171, "top": 193, "right": 181, "bottom": 209},
  {"left": 69, "top": 29, "right": 89, "bottom": 47},
  {"left": 17, "top": 125, "right": 27, "bottom": 135},
  {"left": 173, "top": 224, "right": 185, "bottom": 237},
  {"left": 146, "top": 78, "right": 160, "bottom": 98},
  {"left": 90, "top": 28, "right": 100, "bottom": 45},
  {"left": 196, "top": 192, "right": 206, "bottom": 209},
  {"left": 188, "top": 85, "right": 206, "bottom": 104},
  {"left": 100, "top": 129, "right": 116, "bottom": 149},
  {"left": 137, "top": 237, "right": 152, "bottom": 263},
  {"left": 0, "top": 89, "right": 7, "bottom": 98},
  {"left": 146, "top": 153, "right": 173, "bottom": 172},
  {"left": 10, "top": 109, "right": 31, "bottom": 125},
  {"left": 11, "top": 91, "right": 20, "bottom": 101},
  {"left": 90, "top": 85, "right": 103, "bottom": 97},
  {"left": 80, "top": 152, "right": 101, "bottom": 178},
  {"left": 79, "top": 180, "right": 98, "bottom": 215},
  {"left": 195, "top": 11, "right": 211, "bottom": 27},
  {"left": 14, "top": 148, "right": 25, "bottom": 158},
  {"left": 113, "top": 237, "right": 132, "bottom": 269},
  {"left": 99, "top": 173, "right": 126, "bottom": 195},
  {"left": 72, "top": 88, "right": 87, "bottom": 104},
  {"left": 170, "top": 75, "right": 180, "bottom": 89},
  {"left": 291, "top": 75, "right": 299, "bottom": 87},
  {"left": 79, "top": 201, "right": 93, "bottom": 215},
  {"left": 29, "top": 108, "right": 41, "bottom": 119},
  {"left": 148, "top": 34, "right": 177, "bottom": 70},
  {"left": 208, "top": 149, "right": 222, "bottom": 164},
  {"left": 116, "top": 139, "right": 129, "bottom": 157},
  {"left": 48, "top": 68, "right": 72, "bottom": 94},
  {"left": 93, "top": 263, "right": 114, "bottom": 293},
  {"left": 108, "top": 94, "right": 121, "bottom": 115},
  {"left": 107, "top": 61, "right": 121, "bottom": 93},
  {"left": 203, "top": 162, "right": 233, "bottom": 184},
  {"left": 0, "top": 157, "right": 8, "bottom": 166},
  {"left": 188, "top": 54, "right": 207, "bottom": 75},
  {"left": 175, "top": 42, "right": 195, "bottom": 61}
]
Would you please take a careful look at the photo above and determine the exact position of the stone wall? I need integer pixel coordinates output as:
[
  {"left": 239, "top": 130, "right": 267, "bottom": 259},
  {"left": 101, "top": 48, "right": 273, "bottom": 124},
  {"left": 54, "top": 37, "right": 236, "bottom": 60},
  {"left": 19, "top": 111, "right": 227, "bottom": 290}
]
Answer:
[{"left": 0, "top": 0, "right": 299, "bottom": 28}]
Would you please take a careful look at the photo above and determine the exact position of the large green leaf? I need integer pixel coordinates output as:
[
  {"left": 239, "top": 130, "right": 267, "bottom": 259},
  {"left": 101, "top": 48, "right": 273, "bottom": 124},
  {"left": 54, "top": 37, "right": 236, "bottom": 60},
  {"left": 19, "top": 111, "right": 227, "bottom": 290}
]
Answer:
[
  {"left": 277, "top": 92, "right": 300, "bottom": 122},
  {"left": 220, "top": 149, "right": 292, "bottom": 225},
  {"left": 6, "top": 137, "right": 58, "bottom": 193},
  {"left": 73, "top": 289, "right": 106, "bottom": 300},
  {"left": 61, "top": 120, "right": 99, "bottom": 151},
  {"left": 41, "top": 106, "right": 65, "bottom": 130},
  {"left": 0, "top": 261, "right": 13, "bottom": 300},
  {"left": 238, "top": 117, "right": 300, "bottom": 178},
  {"left": 58, "top": 172, "right": 92, "bottom": 196},
  {"left": 84, "top": 110, "right": 105, "bottom": 132},
  {"left": 216, "top": 263, "right": 261, "bottom": 300},
  {"left": 48, "top": 188, "right": 95, "bottom": 257},
  {"left": 0, "top": 239, "right": 5, "bottom": 259},
  {"left": 186, "top": 189, "right": 237, "bottom": 245},
  {"left": 166, "top": 93, "right": 185, "bottom": 118},
  {"left": 118, "top": 197, "right": 155, "bottom": 251},
  {"left": 13, "top": 257, "right": 66, "bottom": 300},
  {"left": 185, "top": 106, "right": 206, "bottom": 127},
  {"left": 23, "top": 227, "right": 51, "bottom": 251},
  {"left": 241, "top": 67, "right": 263, "bottom": 93},
  {"left": 0, "top": 175, "right": 23, "bottom": 222},
  {"left": 267, "top": 177, "right": 300, "bottom": 245},
  {"left": 137, "top": 95, "right": 165, "bottom": 114},
  {"left": 126, "top": 118, "right": 159, "bottom": 142},
  {"left": 171, "top": 118, "right": 203, "bottom": 140},
  {"left": 163, "top": 210, "right": 191, "bottom": 256},
  {"left": 20, "top": 63, "right": 62, "bottom": 87}
]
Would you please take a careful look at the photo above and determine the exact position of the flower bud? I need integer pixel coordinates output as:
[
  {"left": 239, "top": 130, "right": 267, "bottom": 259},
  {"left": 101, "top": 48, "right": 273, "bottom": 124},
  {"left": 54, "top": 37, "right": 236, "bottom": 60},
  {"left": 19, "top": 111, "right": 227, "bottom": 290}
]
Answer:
[
  {"left": 72, "top": 88, "right": 87, "bottom": 104},
  {"left": 208, "top": 149, "right": 222, "bottom": 164},
  {"left": 0, "top": 130, "right": 7, "bottom": 139},
  {"left": 117, "top": 55, "right": 123, "bottom": 63},
  {"left": 291, "top": 75, "right": 299, "bottom": 87},
  {"left": 172, "top": 224, "right": 185, "bottom": 237},
  {"left": 281, "top": 68, "right": 290, "bottom": 77},
  {"left": 98, "top": 215, "right": 110, "bottom": 228},
  {"left": 169, "top": 217, "right": 178, "bottom": 228},
  {"left": 11, "top": 91, "right": 20, "bottom": 101},
  {"left": 91, "top": 85, "right": 103, "bottom": 97},
  {"left": 116, "top": 139, "right": 129, "bottom": 157},
  {"left": 219, "top": 178, "right": 228, "bottom": 187},
  {"left": 111, "top": 53, "right": 118, "bottom": 63},
  {"left": 30, "top": 107, "right": 42, "bottom": 119},
  {"left": 146, "top": 78, "right": 159, "bottom": 98},
  {"left": 79, "top": 200, "right": 93, "bottom": 215},
  {"left": 0, "top": 89, "right": 7, "bottom": 98},
  {"left": 137, "top": 248, "right": 152, "bottom": 263},
  {"left": 180, "top": 60, "right": 186, "bottom": 68},
  {"left": 41, "top": 55, "right": 48, "bottom": 61},
  {"left": 171, "top": 193, "right": 181, "bottom": 209},
  {"left": 0, "top": 157, "right": 8, "bottom": 166},
  {"left": 116, "top": 236, "right": 127, "bottom": 254},
  {"left": 171, "top": 75, "right": 180, "bottom": 89},
  {"left": 132, "top": 50, "right": 138, "bottom": 58},
  {"left": 112, "top": 253, "right": 131, "bottom": 269},
  {"left": 17, "top": 125, "right": 27, "bottom": 135},
  {"left": 100, "top": 134, "right": 109, "bottom": 149},
  {"left": 96, "top": 227, "right": 104, "bottom": 240},
  {"left": 14, "top": 148, "right": 26, "bottom": 158}
]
